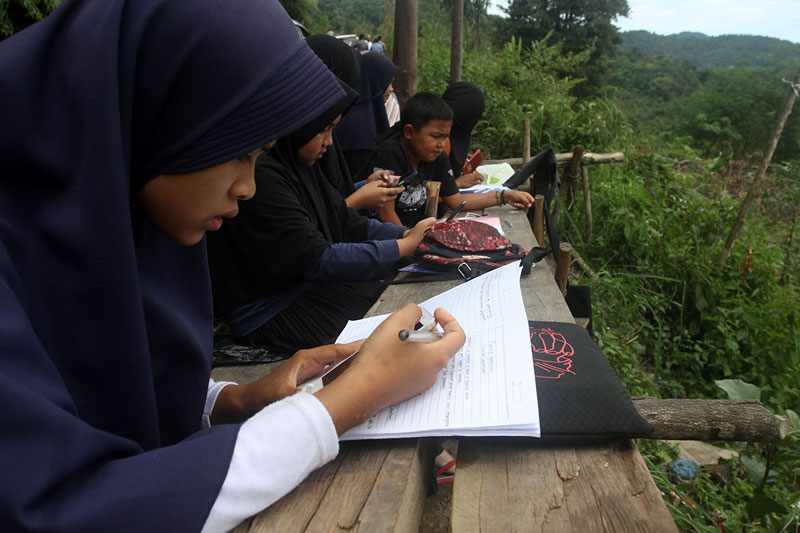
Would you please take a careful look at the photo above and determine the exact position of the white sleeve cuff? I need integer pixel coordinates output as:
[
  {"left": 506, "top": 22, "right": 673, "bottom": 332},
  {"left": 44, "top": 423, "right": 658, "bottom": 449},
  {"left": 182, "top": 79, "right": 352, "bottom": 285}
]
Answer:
[
  {"left": 202, "top": 392, "right": 339, "bottom": 533},
  {"left": 203, "top": 379, "right": 237, "bottom": 429}
]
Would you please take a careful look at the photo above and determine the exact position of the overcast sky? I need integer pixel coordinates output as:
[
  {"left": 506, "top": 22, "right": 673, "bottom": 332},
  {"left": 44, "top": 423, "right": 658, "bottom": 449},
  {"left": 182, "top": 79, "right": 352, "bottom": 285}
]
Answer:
[{"left": 489, "top": 0, "right": 799, "bottom": 44}]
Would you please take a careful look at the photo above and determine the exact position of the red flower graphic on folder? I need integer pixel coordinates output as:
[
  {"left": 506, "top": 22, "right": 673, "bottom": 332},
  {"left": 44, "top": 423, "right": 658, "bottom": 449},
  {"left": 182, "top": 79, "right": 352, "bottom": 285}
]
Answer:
[{"left": 530, "top": 327, "right": 575, "bottom": 379}]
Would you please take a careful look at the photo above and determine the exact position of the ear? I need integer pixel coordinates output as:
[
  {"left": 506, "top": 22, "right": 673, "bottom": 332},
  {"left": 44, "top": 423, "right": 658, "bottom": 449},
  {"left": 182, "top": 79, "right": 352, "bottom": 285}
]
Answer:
[{"left": 403, "top": 124, "right": 415, "bottom": 140}]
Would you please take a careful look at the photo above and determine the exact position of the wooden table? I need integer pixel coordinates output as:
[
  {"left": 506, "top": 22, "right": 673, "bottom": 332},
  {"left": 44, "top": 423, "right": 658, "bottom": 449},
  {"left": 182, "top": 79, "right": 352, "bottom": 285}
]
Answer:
[{"left": 214, "top": 207, "right": 676, "bottom": 532}]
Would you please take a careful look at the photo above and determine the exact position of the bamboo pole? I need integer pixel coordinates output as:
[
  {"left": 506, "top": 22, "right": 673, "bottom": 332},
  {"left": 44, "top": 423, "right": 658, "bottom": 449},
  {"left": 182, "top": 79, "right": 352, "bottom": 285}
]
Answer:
[
  {"left": 557, "top": 242, "right": 573, "bottom": 296},
  {"left": 483, "top": 152, "right": 624, "bottom": 168},
  {"left": 533, "top": 195, "right": 545, "bottom": 246},
  {"left": 717, "top": 65, "right": 800, "bottom": 268},
  {"left": 570, "top": 247, "right": 596, "bottom": 278},
  {"left": 582, "top": 165, "right": 593, "bottom": 242}
]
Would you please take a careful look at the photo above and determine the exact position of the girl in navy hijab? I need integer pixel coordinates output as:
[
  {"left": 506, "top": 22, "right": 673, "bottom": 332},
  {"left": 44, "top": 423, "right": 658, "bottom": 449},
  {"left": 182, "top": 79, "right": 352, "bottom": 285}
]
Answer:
[
  {"left": 306, "top": 34, "right": 404, "bottom": 212},
  {"left": 335, "top": 51, "right": 400, "bottom": 177},
  {"left": 0, "top": 0, "right": 465, "bottom": 531}
]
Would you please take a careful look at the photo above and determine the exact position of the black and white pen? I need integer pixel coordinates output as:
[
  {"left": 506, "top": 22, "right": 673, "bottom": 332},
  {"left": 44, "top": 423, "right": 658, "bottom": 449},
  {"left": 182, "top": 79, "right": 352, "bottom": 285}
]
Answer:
[{"left": 398, "top": 329, "right": 445, "bottom": 342}]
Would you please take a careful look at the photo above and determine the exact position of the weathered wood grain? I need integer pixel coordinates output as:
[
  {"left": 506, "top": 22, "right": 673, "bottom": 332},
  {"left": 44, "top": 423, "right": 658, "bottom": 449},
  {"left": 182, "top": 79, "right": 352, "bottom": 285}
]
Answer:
[
  {"left": 484, "top": 152, "right": 625, "bottom": 169},
  {"left": 356, "top": 438, "right": 436, "bottom": 532},
  {"left": 452, "top": 440, "right": 677, "bottom": 532},
  {"left": 633, "top": 398, "right": 793, "bottom": 442}
]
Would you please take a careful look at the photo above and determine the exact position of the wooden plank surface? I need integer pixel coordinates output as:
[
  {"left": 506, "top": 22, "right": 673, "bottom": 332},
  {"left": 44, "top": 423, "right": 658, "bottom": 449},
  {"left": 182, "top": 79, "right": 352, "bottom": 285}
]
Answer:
[{"left": 448, "top": 210, "right": 675, "bottom": 533}]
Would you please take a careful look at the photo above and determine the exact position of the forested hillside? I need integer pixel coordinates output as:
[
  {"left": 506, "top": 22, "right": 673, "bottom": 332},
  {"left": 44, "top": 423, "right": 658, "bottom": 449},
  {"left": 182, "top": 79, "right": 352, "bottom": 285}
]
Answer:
[
  {"left": 609, "top": 34, "right": 800, "bottom": 161},
  {"left": 621, "top": 30, "right": 800, "bottom": 69}
]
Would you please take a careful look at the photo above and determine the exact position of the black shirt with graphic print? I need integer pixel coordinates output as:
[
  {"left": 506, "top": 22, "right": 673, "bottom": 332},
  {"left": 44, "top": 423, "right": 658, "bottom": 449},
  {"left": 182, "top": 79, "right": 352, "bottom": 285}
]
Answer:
[{"left": 372, "top": 134, "right": 459, "bottom": 226}]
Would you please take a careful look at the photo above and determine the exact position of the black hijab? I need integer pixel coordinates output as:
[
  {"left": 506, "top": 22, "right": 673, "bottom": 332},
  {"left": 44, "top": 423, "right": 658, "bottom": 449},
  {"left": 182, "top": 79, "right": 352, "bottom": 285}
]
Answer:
[
  {"left": 208, "top": 80, "right": 362, "bottom": 313},
  {"left": 336, "top": 51, "right": 399, "bottom": 153},
  {"left": 442, "top": 81, "right": 486, "bottom": 176},
  {"left": 307, "top": 34, "right": 362, "bottom": 196},
  {"left": 0, "top": 0, "right": 343, "bottom": 530}
]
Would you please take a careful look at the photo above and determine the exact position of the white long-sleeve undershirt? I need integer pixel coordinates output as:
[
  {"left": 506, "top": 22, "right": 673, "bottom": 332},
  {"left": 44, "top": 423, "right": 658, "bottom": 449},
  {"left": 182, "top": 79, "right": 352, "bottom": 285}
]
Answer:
[{"left": 201, "top": 381, "right": 339, "bottom": 533}]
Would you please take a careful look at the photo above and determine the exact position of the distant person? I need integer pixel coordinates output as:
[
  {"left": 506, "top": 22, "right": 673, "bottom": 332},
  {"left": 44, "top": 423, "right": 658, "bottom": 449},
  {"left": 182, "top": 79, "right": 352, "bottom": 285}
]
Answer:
[
  {"left": 373, "top": 93, "right": 534, "bottom": 226},
  {"left": 370, "top": 35, "right": 385, "bottom": 54},
  {"left": 442, "top": 81, "right": 486, "bottom": 189},
  {"left": 207, "top": 79, "right": 435, "bottom": 355},
  {"left": 336, "top": 51, "right": 399, "bottom": 178},
  {"left": 354, "top": 33, "right": 369, "bottom": 52}
]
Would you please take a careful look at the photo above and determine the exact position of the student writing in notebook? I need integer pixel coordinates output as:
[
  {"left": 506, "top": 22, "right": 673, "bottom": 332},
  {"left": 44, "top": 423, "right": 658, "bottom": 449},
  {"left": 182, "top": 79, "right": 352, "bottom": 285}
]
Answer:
[{"left": 0, "top": 1, "right": 464, "bottom": 531}]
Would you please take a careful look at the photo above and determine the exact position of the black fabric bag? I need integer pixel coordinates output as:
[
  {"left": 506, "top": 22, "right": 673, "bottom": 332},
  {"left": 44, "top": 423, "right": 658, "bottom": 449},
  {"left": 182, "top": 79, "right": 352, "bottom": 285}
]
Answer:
[{"left": 530, "top": 321, "right": 653, "bottom": 443}]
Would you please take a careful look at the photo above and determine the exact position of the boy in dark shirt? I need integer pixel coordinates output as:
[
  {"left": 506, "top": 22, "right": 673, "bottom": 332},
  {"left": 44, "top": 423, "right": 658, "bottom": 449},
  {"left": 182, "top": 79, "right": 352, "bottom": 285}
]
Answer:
[{"left": 373, "top": 92, "right": 534, "bottom": 226}]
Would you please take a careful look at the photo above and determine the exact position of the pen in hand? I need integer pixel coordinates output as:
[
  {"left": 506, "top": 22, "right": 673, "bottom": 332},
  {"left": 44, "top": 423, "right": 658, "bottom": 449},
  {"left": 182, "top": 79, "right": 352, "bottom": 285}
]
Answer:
[
  {"left": 445, "top": 200, "right": 467, "bottom": 222},
  {"left": 398, "top": 329, "right": 445, "bottom": 342}
]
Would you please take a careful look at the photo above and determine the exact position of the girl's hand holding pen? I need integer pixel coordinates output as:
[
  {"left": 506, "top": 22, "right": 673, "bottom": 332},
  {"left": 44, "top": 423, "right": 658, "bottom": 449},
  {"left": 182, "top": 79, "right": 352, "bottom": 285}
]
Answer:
[
  {"left": 211, "top": 340, "right": 363, "bottom": 425},
  {"left": 314, "top": 303, "right": 465, "bottom": 435}
]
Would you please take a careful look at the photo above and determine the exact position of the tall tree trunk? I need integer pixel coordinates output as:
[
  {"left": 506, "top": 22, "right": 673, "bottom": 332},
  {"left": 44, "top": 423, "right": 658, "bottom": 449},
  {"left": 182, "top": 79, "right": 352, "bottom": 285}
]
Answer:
[
  {"left": 476, "top": 13, "right": 482, "bottom": 51},
  {"left": 449, "top": 0, "right": 464, "bottom": 85},
  {"left": 717, "top": 66, "right": 800, "bottom": 268},
  {"left": 393, "top": 0, "right": 418, "bottom": 104}
]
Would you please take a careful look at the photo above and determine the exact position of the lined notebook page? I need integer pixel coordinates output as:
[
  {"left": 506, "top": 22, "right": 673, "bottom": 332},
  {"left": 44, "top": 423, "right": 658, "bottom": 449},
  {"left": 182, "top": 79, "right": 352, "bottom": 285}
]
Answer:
[{"left": 336, "top": 261, "right": 540, "bottom": 440}]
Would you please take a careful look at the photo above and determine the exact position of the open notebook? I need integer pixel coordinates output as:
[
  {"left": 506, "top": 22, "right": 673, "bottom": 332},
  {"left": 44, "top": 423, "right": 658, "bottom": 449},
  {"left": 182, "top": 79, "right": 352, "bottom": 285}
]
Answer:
[{"left": 334, "top": 261, "right": 540, "bottom": 440}]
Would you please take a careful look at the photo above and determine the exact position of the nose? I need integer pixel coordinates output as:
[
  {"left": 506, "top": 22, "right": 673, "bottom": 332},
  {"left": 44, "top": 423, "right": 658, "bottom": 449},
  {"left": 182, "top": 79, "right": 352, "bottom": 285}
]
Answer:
[
  {"left": 231, "top": 167, "right": 256, "bottom": 201},
  {"left": 322, "top": 131, "right": 334, "bottom": 149}
]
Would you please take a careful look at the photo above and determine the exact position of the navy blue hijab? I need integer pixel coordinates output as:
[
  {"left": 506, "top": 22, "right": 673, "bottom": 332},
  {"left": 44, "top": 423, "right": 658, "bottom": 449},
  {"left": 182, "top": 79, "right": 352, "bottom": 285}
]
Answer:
[
  {"left": 307, "top": 34, "right": 362, "bottom": 197},
  {"left": 335, "top": 51, "right": 399, "bottom": 153},
  {"left": 0, "top": 0, "right": 342, "bottom": 530}
]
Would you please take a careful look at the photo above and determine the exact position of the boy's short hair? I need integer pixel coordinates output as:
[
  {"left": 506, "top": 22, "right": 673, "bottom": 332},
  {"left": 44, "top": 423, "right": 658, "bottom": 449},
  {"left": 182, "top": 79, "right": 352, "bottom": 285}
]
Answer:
[{"left": 400, "top": 92, "right": 454, "bottom": 131}]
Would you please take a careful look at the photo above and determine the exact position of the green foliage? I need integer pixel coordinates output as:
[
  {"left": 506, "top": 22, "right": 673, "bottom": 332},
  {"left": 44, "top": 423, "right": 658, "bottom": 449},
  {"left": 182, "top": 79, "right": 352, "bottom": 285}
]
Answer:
[
  {"left": 417, "top": 19, "right": 631, "bottom": 158},
  {"left": 0, "top": 0, "right": 61, "bottom": 38},
  {"left": 502, "top": 0, "right": 630, "bottom": 93},
  {"left": 304, "top": 0, "right": 393, "bottom": 38},
  {"left": 569, "top": 149, "right": 800, "bottom": 529}
]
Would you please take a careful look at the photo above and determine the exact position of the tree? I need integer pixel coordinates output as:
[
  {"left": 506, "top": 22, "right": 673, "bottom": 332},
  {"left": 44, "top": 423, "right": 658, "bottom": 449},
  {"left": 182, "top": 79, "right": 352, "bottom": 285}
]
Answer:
[
  {"left": 450, "top": 0, "right": 463, "bottom": 84},
  {"left": 503, "top": 0, "right": 629, "bottom": 93},
  {"left": 393, "top": 0, "right": 418, "bottom": 103},
  {"left": 278, "top": 0, "right": 318, "bottom": 24},
  {"left": 0, "top": 0, "right": 61, "bottom": 38}
]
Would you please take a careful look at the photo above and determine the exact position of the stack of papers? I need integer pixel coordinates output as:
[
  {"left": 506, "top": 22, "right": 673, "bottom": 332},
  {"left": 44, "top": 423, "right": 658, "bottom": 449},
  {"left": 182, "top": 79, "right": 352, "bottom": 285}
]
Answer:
[
  {"left": 459, "top": 162, "right": 515, "bottom": 193},
  {"left": 335, "top": 261, "right": 540, "bottom": 440}
]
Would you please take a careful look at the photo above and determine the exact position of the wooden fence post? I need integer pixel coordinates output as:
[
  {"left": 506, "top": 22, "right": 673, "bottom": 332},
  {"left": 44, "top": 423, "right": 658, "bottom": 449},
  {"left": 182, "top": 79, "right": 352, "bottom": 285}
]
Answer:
[
  {"left": 533, "top": 195, "right": 545, "bottom": 246},
  {"left": 564, "top": 145, "right": 584, "bottom": 210},
  {"left": 557, "top": 242, "right": 573, "bottom": 297},
  {"left": 582, "top": 165, "right": 593, "bottom": 242},
  {"left": 522, "top": 119, "right": 530, "bottom": 164}
]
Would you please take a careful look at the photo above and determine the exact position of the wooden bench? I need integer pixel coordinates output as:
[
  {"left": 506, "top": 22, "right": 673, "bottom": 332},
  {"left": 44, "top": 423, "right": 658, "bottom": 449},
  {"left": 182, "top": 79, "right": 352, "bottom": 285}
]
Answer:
[{"left": 213, "top": 207, "right": 676, "bottom": 532}]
